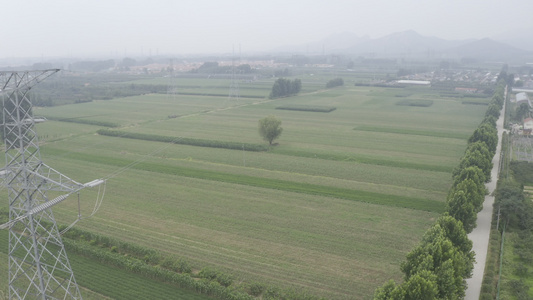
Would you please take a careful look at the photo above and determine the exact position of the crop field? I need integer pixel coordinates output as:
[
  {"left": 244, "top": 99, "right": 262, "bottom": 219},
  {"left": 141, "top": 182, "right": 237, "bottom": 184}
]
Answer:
[
  {"left": 0, "top": 230, "right": 207, "bottom": 300},
  {"left": 1, "top": 77, "right": 491, "bottom": 299}
]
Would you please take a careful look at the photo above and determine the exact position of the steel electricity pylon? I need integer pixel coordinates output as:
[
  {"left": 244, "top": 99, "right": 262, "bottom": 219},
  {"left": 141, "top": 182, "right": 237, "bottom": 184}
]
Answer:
[{"left": 0, "top": 70, "right": 103, "bottom": 299}]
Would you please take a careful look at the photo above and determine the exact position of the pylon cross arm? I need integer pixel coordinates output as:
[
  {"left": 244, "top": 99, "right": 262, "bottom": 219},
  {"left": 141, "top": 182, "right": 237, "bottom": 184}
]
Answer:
[{"left": 0, "top": 69, "right": 59, "bottom": 92}]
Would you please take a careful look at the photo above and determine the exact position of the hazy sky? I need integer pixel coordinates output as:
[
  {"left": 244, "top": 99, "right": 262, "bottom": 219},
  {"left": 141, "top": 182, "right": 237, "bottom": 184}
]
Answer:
[{"left": 3, "top": 0, "right": 533, "bottom": 58}]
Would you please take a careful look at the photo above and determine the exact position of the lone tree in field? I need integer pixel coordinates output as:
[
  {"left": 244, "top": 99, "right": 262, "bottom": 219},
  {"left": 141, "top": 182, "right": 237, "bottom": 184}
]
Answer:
[{"left": 258, "top": 115, "right": 283, "bottom": 145}]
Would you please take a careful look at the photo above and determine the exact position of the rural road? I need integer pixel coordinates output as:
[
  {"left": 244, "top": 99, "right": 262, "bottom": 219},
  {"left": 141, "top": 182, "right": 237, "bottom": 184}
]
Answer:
[{"left": 464, "top": 93, "right": 506, "bottom": 299}]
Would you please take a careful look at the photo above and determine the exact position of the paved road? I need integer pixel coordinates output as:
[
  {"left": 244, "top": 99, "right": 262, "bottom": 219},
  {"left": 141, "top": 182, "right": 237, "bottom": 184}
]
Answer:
[{"left": 464, "top": 94, "right": 506, "bottom": 299}]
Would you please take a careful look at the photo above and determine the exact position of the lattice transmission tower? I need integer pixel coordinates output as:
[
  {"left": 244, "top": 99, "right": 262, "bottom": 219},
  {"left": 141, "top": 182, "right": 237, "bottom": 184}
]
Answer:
[{"left": 0, "top": 70, "right": 104, "bottom": 299}]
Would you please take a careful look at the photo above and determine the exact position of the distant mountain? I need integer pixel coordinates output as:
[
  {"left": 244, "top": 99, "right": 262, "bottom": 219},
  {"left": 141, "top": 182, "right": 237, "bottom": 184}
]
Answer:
[
  {"left": 274, "top": 30, "right": 531, "bottom": 62},
  {"left": 491, "top": 27, "right": 533, "bottom": 52},
  {"left": 345, "top": 30, "right": 471, "bottom": 56},
  {"left": 446, "top": 38, "right": 529, "bottom": 61},
  {"left": 272, "top": 32, "right": 369, "bottom": 54},
  {"left": 316, "top": 32, "right": 370, "bottom": 53}
]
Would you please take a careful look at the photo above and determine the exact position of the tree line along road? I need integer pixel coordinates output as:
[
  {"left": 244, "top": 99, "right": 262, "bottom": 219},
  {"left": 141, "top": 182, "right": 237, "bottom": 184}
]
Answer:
[{"left": 464, "top": 87, "right": 506, "bottom": 299}]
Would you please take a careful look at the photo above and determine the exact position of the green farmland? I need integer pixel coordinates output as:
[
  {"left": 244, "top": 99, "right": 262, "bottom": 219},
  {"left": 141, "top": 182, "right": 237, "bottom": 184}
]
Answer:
[{"left": 1, "top": 76, "right": 490, "bottom": 299}]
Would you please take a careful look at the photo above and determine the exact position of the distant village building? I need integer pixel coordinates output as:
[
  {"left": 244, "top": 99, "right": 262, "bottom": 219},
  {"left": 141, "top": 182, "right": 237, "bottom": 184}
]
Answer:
[
  {"left": 455, "top": 87, "right": 478, "bottom": 93},
  {"left": 396, "top": 80, "right": 431, "bottom": 85},
  {"left": 516, "top": 92, "right": 531, "bottom": 108},
  {"left": 524, "top": 117, "right": 533, "bottom": 130}
]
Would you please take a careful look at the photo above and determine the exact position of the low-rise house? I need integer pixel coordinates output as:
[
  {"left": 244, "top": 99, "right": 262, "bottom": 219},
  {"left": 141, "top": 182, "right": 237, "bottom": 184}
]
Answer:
[
  {"left": 455, "top": 87, "right": 478, "bottom": 93},
  {"left": 524, "top": 117, "right": 533, "bottom": 130}
]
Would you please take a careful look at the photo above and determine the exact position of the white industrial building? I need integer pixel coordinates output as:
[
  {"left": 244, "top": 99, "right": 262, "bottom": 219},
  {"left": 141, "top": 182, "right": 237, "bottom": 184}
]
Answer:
[{"left": 516, "top": 92, "right": 531, "bottom": 108}]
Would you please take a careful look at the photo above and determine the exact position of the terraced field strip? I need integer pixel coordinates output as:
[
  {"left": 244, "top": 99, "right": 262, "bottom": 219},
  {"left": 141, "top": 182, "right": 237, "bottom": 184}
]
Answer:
[
  {"left": 95, "top": 146, "right": 449, "bottom": 202},
  {"left": 41, "top": 153, "right": 440, "bottom": 300},
  {"left": 40, "top": 133, "right": 454, "bottom": 198},
  {"left": 44, "top": 149, "right": 443, "bottom": 213},
  {"left": 354, "top": 124, "right": 471, "bottom": 140},
  {"left": 95, "top": 128, "right": 454, "bottom": 173},
  {"left": 52, "top": 179, "right": 438, "bottom": 299},
  {"left": 271, "top": 147, "right": 453, "bottom": 172}
]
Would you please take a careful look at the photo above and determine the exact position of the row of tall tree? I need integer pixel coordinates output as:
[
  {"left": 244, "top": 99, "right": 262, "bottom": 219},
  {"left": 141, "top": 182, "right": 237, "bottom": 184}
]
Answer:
[
  {"left": 374, "top": 216, "right": 475, "bottom": 299},
  {"left": 374, "top": 77, "right": 506, "bottom": 299},
  {"left": 269, "top": 78, "right": 301, "bottom": 99},
  {"left": 447, "top": 80, "right": 504, "bottom": 233}
]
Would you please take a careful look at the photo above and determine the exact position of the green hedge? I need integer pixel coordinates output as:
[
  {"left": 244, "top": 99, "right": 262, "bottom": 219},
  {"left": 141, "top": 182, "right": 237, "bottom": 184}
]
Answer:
[
  {"left": 97, "top": 129, "right": 269, "bottom": 151},
  {"left": 396, "top": 99, "right": 433, "bottom": 107},
  {"left": 46, "top": 117, "right": 119, "bottom": 128},
  {"left": 462, "top": 100, "right": 489, "bottom": 106},
  {"left": 275, "top": 105, "right": 336, "bottom": 113}
]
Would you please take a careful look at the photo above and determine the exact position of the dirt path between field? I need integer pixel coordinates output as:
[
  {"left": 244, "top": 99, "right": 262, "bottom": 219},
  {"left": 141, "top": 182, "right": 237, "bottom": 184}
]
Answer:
[{"left": 464, "top": 89, "right": 506, "bottom": 299}]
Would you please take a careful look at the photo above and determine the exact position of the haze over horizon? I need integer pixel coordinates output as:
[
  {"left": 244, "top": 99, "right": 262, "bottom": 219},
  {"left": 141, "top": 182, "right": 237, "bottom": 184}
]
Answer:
[{"left": 3, "top": 0, "right": 533, "bottom": 59}]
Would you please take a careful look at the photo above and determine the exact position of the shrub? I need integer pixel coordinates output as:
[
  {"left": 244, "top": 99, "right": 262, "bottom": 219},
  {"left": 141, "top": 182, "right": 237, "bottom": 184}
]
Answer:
[
  {"left": 198, "top": 267, "right": 218, "bottom": 280},
  {"left": 176, "top": 259, "right": 192, "bottom": 274},
  {"left": 248, "top": 282, "right": 265, "bottom": 296},
  {"left": 514, "top": 264, "right": 528, "bottom": 277},
  {"left": 515, "top": 248, "right": 533, "bottom": 264},
  {"left": 479, "top": 293, "right": 493, "bottom": 300},
  {"left": 508, "top": 279, "right": 529, "bottom": 298},
  {"left": 480, "top": 283, "right": 492, "bottom": 293},
  {"left": 263, "top": 286, "right": 284, "bottom": 300},
  {"left": 216, "top": 273, "right": 233, "bottom": 287}
]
